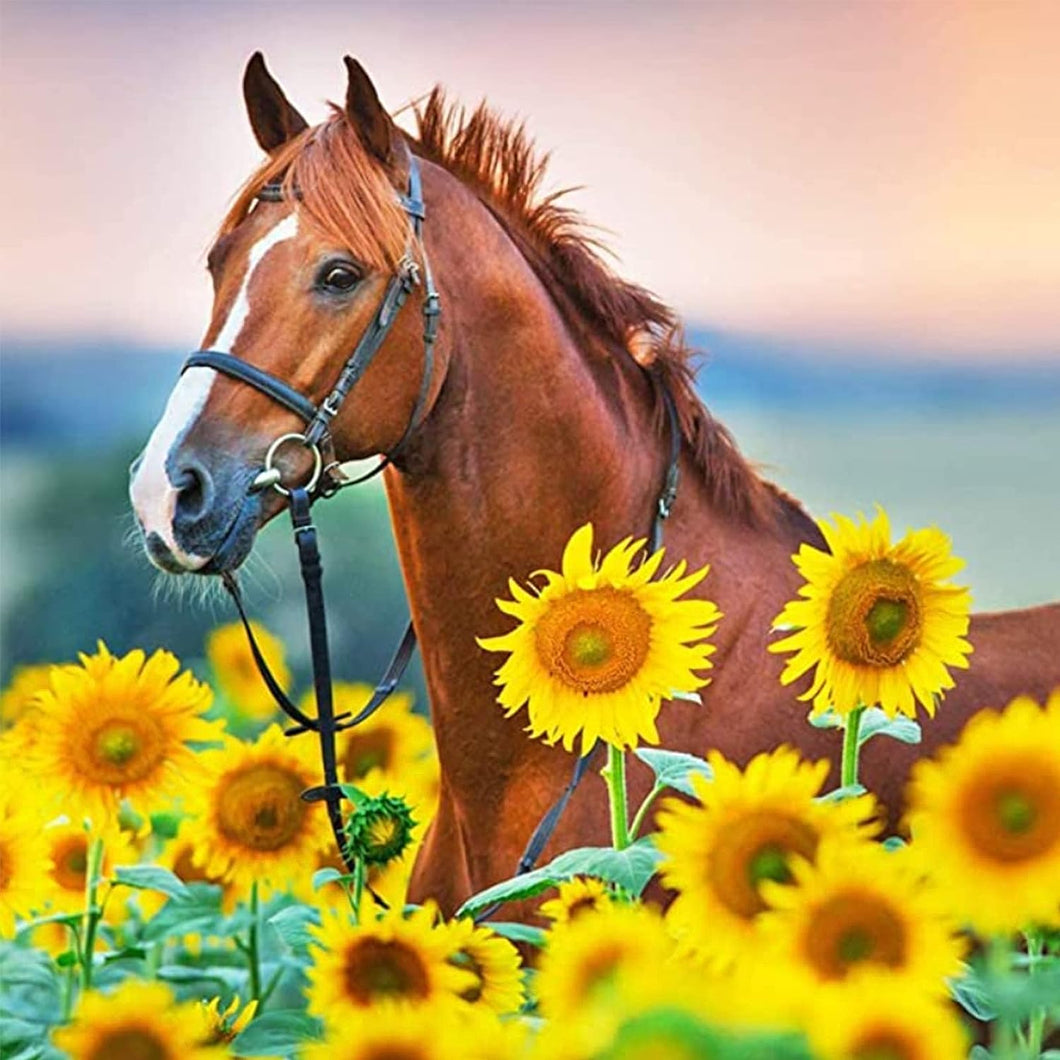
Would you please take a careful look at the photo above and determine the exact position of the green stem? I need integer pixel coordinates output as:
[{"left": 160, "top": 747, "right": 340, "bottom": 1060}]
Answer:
[
  {"left": 602, "top": 744, "right": 631, "bottom": 851},
  {"left": 1025, "top": 930, "right": 1046, "bottom": 1057},
  {"left": 629, "top": 784, "right": 664, "bottom": 842},
  {"left": 988, "top": 935, "right": 1016, "bottom": 1060},
  {"left": 247, "top": 882, "right": 263, "bottom": 1009},
  {"left": 79, "top": 836, "right": 104, "bottom": 992},
  {"left": 841, "top": 706, "right": 866, "bottom": 788},
  {"left": 351, "top": 859, "right": 365, "bottom": 925},
  {"left": 61, "top": 959, "right": 76, "bottom": 1022}
]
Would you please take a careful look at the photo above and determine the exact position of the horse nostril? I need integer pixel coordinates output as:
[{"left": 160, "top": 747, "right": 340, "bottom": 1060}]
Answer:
[{"left": 172, "top": 462, "right": 213, "bottom": 524}]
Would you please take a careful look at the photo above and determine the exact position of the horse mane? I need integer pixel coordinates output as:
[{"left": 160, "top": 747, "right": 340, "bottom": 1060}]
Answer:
[{"left": 413, "top": 88, "right": 802, "bottom": 530}]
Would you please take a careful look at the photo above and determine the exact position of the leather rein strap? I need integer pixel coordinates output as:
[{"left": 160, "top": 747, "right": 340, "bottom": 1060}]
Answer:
[{"left": 180, "top": 144, "right": 682, "bottom": 909}]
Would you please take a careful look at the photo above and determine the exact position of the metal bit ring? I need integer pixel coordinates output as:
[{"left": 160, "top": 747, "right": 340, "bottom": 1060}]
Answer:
[{"left": 254, "top": 433, "right": 323, "bottom": 496}]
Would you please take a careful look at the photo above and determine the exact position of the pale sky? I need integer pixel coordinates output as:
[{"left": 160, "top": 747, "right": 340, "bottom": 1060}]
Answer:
[{"left": 2, "top": 0, "right": 1059, "bottom": 359}]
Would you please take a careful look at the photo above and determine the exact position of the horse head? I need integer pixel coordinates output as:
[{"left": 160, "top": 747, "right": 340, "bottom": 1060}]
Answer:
[{"left": 130, "top": 53, "right": 445, "bottom": 574}]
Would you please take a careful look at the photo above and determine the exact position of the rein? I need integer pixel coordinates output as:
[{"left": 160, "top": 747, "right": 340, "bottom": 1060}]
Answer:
[{"left": 180, "top": 146, "right": 682, "bottom": 912}]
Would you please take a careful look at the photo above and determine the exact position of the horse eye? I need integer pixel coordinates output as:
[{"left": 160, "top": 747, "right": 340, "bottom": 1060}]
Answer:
[{"left": 319, "top": 263, "right": 361, "bottom": 293}]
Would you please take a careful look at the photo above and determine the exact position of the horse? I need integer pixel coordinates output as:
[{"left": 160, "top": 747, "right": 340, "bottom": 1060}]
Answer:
[{"left": 129, "top": 53, "right": 1060, "bottom": 915}]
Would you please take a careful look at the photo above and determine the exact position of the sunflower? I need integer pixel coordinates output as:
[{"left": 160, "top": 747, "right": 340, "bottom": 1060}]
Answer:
[
  {"left": 0, "top": 662, "right": 54, "bottom": 728},
  {"left": 307, "top": 905, "right": 475, "bottom": 1024},
  {"left": 655, "top": 746, "right": 879, "bottom": 968},
  {"left": 300, "top": 682, "right": 436, "bottom": 786},
  {"left": 805, "top": 973, "right": 968, "bottom": 1060},
  {"left": 539, "top": 876, "right": 614, "bottom": 925},
  {"left": 478, "top": 523, "right": 721, "bottom": 752},
  {"left": 40, "top": 818, "right": 137, "bottom": 915},
  {"left": 443, "top": 917, "right": 525, "bottom": 1014},
  {"left": 28, "top": 643, "right": 223, "bottom": 823},
  {"left": 52, "top": 979, "right": 226, "bottom": 1059},
  {"left": 906, "top": 689, "right": 1060, "bottom": 934},
  {"left": 207, "top": 620, "right": 291, "bottom": 721},
  {"left": 345, "top": 792, "right": 417, "bottom": 866},
  {"left": 0, "top": 797, "right": 52, "bottom": 936},
  {"left": 770, "top": 509, "right": 972, "bottom": 718},
  {"left": 181, "top": 724, "right": 332, "bottom": 899},
  {"left": 195, "top": 995, "right": 257, "bottom": 1046},
  {"left": 758, "top": 839, "right": 966, "bottom": 993},
  {"left": 300, "top": 1002, "right": 486, "bottom": 1060}
]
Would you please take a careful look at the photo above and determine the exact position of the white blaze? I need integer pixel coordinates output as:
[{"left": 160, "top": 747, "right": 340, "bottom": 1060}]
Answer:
[{"left": 130, "top": 213, "right": 299, "bottom": 568}]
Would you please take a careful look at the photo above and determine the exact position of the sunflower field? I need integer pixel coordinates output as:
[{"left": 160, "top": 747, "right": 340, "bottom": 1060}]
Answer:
[{"left": 1, "top": 509, "right": 1058, "bottom": 1060}]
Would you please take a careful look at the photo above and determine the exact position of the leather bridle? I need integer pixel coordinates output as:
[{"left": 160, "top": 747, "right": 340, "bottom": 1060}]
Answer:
[{"left": 177, "top": 143, "right": 681, "bottom": 915}]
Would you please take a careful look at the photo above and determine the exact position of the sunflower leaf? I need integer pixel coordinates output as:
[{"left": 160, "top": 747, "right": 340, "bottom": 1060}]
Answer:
[
  {"left": 486, "top": 922, "right": 548, "bottom": 947},
  {"left": 949, "top": 969, "right": 997, "bottom": 1021},
  {"left": 633, "top": 748, "right": 713, "bottom": 797},
  {"left": 230, "top": 1011, "right": 324, "bottom": 1056},
  {"left": 816, "top": 783, "right": 867, "bottom": 803},
  {"left": 267, "top": 904, "right": 321, "bottom": 953},
  {"left": 311, "top": 867, "right": 345, "bottom": 891},
  {"left": 456, "top": 838, "right": 662, "bottom": 919},
  {"left": 855, "top": 708, "right": 921, "bottom": 749},
  {"left": 112, "top": 865, "right": 191, "bottom": 901}
]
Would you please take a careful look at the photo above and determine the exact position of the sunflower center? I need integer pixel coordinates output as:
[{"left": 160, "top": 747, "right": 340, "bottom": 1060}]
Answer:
[
  {"left": 960, "top": 761, "right": 1060, "bottom": 864},
  {"left": 87, "top": 1028, "right": 170, "bottom": 1060},
  {"left": 710, "top": 811, "right": 818, "bottom": 918},
  {"left": 567, "top": 895, "right": 604, "bottom": 920},
  {"left": 53, "top": 836, "right": 90, "bottom": 893},
  {"left": 452, "top": 950, "right": 486, "bottom": 1003},
  {"left": 827, "top": 560, "right": 922, "bottom": 667},
  {"left": 85, "top": 714, "right": 164, "bottom": 784},
  {"left": 573, "top": 942, "right": 626, "bottom": 1003},
  {"left": 216, "top": 764, "right": 307, "bottom": 852},
  {"left": 343, "top": 938, "right": 430, "bottom": 1005},
  {"left": 0, "top": 842, "right": 11, "bottom": 891},
  {"left": 803, "top": 891, "right": 907, "bottom": 980},
  {"left": 852, "top": 1032, "right": 918, "bottom": 1060},
  {"left": 343, "top": 730, "right": 394, "bottom": 779},
  {"left": 534, "top": 588, "right": 652, "bottom": 695}
]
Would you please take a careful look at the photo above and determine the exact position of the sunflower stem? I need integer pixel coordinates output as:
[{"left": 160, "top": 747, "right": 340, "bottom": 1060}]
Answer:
[
  {"left": 351, "top": 857, "right": 366, "bottom": 925},
  {"left": 1024, "top": 929, "right": 1046, "bottom": 1057},
  {"left": 840, "top": 705, "right": 865, "bottom": 788},
  {"left": 79, "top": 836, "right": 104, "bottom": 991},
  {"left": 603, "top": 744, "right": 631, "bottom": 851},
  {"left": 629, "top": 784, "right": 665, "bottom": 841},
  {"left": 988, "top": 935, "right": 1016, "bottom": 1060},
  {"left": 246, "top": 881, "right": 263, "bottom": 1010}
]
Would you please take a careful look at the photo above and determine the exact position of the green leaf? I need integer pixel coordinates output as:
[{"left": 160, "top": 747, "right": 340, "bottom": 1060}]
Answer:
[
  {"left": 816, "top": 784, "right": 867, "bottom": 803},
  {"left": 483, "top": 922, "right": 547, "bottom": 947},
  {"left": 14, "top": 911, "right": 85, "bottom": 936},
  {"left": 808, "top": 709, "right": 843, "bottom": 729},
  {"left": 856, "top": 707, "right": 921, "bottom": 749},
  {"left": 156, "top": 964, "right": 247, "bottom": 991},
  {"left": 113, "top": 865, "right": 190, "bottom": 901},
  {"left": 633, "top": 748, "right": 713, "bottom": 797},
  {"left": 882, "top": 836, "right": 908, "bottom": 852},
  {"left": 311, "top": 867, "right": 345, "bottom": 891},
  {"left": 102, "top": 947, "right": 148, "bottom": 964},
  {"left": 268, "top": 905, "right": 321, "bottom": 952},
  {"left": 949, "top": 969, "right": 997, "bottom": 1021},
  {"left": 230, "top": 1011, "right": 324, "bottom": 1056},
  {"left": 140, "top": 883, "right": 224, "bottom": 944},
  {"left": 54, "top": 951, "right": 78, "bottom": 969},
  {"left": 456, "top": 838, "right": 662, "bottom": 920},
  {"left": 148, "top": 812, "right": 181, "bottom": 839}
]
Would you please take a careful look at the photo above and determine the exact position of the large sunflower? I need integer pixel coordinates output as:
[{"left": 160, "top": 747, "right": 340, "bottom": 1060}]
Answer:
[
  {"left": 207, "top": 619, "right": 291, "bottom": 721},
  {"left": 182, "top": 724, "right": 332, "bottom": 899},
  {"left": 28, "top": 643, "right": 223, "bottom": 823},
  {"left": 758, "top": 839, "right": 966, "bottom": 993},
  {"left": 52, "top": 979, "right": 226, "bottom": 1059},
  {"left": 307, "top": 905, "right": 475, "bottom": 1024},
  {"left": 0, "top": 797, "right": 52, "bottom": 936},
  {"left": 41, "top": 818, "right": 137, "bottom": 916},
  {"left": 443, "top": 917, "right": 525, "bottom": 1014},
  {"left": 770, "top": 509, "right": 972, "bottom": 718},
  {"left": 906, "top": 690, "right": 1060, "bottom": 934},
  {"left": 478, "top": 523, "right": 721, "bottom": 752},
  {"left": 805, "top": 973, "right": 968, "bottom": 1060},
  {"left": 655, "top": 746, "right": 879, "bottom": 968}
]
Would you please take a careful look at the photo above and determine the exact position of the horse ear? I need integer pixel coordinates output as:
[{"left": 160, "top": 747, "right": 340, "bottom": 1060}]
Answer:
[
  {"left": 343, "top": 56, "right": 392, "bottom": 164},
  {"left": 243, "top": 51, "right": 309, "bottom": 154}
]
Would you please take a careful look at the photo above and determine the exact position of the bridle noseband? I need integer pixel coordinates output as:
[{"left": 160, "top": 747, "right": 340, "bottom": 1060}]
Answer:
[{"left": 175, "top": 143, "right": 681, "bottom": 914}]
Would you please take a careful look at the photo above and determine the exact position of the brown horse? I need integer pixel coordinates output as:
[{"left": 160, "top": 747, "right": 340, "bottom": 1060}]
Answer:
[{"left": 129, "top": 54, "right": 1060, "bottom": 915}]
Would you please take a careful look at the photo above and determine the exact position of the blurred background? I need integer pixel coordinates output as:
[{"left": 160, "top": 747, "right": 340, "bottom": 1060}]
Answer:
[{"left": 2, "top": 0, "right": 1058, "bottom": 694}]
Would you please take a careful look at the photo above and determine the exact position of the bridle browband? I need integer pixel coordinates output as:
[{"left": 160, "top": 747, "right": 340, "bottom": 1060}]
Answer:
[{"left": 178, "top": 143, "right": 682, "bottom": 916}]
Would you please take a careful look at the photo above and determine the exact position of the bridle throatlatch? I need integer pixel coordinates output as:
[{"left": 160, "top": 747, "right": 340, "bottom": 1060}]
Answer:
[{"left": 180, "top": 144, "right": 682, "bottom": 916}]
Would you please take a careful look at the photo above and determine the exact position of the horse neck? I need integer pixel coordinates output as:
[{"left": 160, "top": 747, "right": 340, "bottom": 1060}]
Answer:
[{"left": 381, "top": 169, "right": 810, "bottom": 794}]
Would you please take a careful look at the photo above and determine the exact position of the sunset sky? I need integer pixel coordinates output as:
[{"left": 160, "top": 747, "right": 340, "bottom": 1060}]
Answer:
[{"left": 2, "top": 0, "right": 1058, "bottom": 360}]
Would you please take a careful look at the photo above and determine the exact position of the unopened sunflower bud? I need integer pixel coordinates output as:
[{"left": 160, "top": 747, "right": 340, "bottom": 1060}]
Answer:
[{"left": 344, "top": 792, "right": 416, "bottom": 866}]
